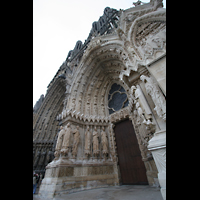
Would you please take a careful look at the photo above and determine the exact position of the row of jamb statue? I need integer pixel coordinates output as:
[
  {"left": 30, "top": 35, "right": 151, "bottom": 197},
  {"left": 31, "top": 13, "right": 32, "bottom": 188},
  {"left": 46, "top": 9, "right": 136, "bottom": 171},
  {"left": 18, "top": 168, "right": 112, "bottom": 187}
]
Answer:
[{"left": 54, "top": 123, "right": 109, "bottom": 160}]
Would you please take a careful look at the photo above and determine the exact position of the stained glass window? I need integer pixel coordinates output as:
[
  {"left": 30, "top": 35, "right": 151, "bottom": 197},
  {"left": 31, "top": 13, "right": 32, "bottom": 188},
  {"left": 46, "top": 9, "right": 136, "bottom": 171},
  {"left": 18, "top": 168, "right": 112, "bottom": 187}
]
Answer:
[{"left": 108, "top": 83, "right": 129, "bottom": 115}]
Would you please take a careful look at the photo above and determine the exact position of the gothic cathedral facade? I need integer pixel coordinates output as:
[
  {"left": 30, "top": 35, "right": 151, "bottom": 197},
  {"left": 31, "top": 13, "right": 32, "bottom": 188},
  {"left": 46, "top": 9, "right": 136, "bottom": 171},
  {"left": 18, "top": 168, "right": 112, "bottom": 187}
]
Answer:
[{"left": 33, "top": 1, "right": 166, "bottom": 199}]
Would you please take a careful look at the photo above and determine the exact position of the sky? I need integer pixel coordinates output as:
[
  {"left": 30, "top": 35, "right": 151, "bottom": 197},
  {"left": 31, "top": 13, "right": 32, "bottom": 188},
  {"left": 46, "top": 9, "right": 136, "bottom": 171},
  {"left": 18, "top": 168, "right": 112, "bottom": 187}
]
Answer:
[{"left": 33, "top": 0, "right": 166, "bottom": 107}]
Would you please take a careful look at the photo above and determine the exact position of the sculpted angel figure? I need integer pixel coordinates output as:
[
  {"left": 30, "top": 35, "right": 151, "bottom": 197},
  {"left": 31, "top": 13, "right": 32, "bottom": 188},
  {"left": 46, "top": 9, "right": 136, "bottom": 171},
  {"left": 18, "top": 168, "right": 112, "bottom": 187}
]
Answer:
[
  {"left": 140, "top": 75, "right": 166, "bottom": 120},
  {"left": 84, "top": 126, "right": 91, "bottom": 157},
  {"left": 101, "top": 127, "right": 108, "bottom": 155},
  {"left": 92, "top": 126, "right": 99, "bottom": 156},
  {"left": 72, "top": 126, "right": 80, "bottom": 158}
]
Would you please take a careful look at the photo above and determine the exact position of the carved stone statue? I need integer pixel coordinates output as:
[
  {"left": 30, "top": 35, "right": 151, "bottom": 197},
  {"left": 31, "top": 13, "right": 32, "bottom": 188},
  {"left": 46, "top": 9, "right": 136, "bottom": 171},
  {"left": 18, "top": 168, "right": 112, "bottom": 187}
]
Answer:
[
  {"left": 33, "top": 150, "right": 41, "bottom": 169},
  {"left": 92, "top": 126, "right": 99, "bottom": 156},
  {"left": 132, "top": 85, "right": 152, "bottom": 120},
  {"left": 152, "top": 37, "right": 162, "bottom": 48},
  {"left": 133, "top": 109, "right": 140, "bottom": 128},
  {"left": 45, "top": 148, "right": 53, "bottom": 166},
  {"left": 101, "top": 127, "right": 109, "bottom": 156},
  {"left": 144, "top": 43, "right": 153, "bottom": 54},
  {"left": 117, "top": 29, "right": 126, "bottom": 43},
  {"left": 131, "top": 85, "right": 156, "bottom": 137},
  {"left": 54, "top": 126, "right": 65, "bottom": 160},
  {"left": 38, "top": 149, "right": 46, "bottom": 170},
  {"left": 72, "top": 126, "right": 80, "bottom": 158},
  {"left": 133, "top": 0, "right": 142, "bottom": 7},
  {"left": 140, "top": 75, "right": 166, "bottom": 120},
  {"left": 60, "top": 123, "right": 71, "bottom": 156},
  {"left": 136, "top": 102, "right": 146, "bottom": 124},
  {"left": 84, "top": 126, "right": 91, "bottom": 157}
]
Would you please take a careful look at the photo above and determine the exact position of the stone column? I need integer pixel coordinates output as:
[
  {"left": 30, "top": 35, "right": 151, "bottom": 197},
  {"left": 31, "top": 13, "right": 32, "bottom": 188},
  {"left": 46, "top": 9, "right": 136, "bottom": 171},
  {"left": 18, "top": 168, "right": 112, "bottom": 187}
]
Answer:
[{"left": 148, "top": 129, "right": 166, "bottom": 200}]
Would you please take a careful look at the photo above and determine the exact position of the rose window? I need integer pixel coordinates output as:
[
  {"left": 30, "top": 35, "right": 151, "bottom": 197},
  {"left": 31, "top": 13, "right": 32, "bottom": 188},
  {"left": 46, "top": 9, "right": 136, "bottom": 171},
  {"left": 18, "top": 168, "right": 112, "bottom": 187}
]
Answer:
[{"left": 108, "top": 83, "right": 129, "bottom": 115}]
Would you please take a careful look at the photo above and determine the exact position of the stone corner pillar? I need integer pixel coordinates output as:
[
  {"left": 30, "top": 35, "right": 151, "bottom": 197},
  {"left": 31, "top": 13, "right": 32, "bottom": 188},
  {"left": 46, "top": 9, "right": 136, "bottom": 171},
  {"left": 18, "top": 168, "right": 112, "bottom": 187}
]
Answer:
[{"left": 148, "top": 129, "right": 166, "bottom": 200}]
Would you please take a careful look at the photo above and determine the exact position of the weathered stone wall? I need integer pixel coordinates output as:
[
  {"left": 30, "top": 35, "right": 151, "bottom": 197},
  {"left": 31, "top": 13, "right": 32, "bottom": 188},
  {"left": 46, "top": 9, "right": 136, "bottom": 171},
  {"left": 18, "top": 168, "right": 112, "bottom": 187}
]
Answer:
[{"left": 39, "top": 163, "right": 118, "bottom": 198}]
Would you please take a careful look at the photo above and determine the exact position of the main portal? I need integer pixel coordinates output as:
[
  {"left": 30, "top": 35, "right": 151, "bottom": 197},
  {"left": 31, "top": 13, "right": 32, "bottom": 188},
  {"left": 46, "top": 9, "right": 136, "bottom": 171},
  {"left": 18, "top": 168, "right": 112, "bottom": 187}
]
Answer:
[{"left": 114, "top": 119, "right": 148, "bottom": 185}]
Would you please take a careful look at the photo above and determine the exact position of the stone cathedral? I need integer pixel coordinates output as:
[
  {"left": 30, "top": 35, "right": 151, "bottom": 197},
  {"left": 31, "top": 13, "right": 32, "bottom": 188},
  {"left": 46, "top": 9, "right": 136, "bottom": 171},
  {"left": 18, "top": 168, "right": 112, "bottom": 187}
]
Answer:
[{"left": 33, "top": 1, "right": 166, "bottom": 199}]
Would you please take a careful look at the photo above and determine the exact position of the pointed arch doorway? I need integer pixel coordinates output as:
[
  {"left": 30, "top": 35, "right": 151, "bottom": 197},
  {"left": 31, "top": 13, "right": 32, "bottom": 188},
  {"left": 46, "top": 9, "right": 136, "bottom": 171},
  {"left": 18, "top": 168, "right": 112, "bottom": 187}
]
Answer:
[{"left": 114, "top": 119, "right": 148, "bottom": 185}]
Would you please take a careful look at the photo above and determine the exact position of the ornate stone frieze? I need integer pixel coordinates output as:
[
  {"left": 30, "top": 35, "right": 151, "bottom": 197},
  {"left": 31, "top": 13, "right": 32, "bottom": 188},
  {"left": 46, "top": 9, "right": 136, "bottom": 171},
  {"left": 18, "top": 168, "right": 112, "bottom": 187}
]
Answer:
[{"left": 58, "top": 109, "right": 110, "bottom": 123}]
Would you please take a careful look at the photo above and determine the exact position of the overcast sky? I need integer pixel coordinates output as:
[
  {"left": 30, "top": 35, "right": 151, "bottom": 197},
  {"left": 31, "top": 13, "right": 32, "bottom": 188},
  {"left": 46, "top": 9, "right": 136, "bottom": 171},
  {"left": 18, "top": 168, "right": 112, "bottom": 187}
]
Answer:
[{"left": 33, "top": 0, "right": 166, "bottom": 106}]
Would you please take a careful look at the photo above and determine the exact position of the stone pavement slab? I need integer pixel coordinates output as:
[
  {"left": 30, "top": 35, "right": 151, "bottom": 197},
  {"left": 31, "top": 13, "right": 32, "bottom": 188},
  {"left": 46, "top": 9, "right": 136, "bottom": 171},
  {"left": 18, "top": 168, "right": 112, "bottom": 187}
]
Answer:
[{"left": 33, "top": 185, "right": 162, "bottom": 200}]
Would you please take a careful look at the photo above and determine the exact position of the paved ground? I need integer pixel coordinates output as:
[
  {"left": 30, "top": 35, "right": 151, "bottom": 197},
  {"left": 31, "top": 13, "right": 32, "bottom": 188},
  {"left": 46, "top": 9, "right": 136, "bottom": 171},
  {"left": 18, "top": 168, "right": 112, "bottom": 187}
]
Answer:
[{"left": 33, "top": 185, "right": 162, "bottom": 200}]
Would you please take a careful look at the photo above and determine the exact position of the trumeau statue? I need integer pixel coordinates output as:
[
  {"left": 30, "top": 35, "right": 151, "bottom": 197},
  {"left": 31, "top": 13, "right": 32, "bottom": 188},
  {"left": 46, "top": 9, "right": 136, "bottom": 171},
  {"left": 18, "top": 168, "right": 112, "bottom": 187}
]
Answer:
[
  {"left": 84, "top": 126, "right": 91, "bottom": 157},
  {"left": 140, "top": 75, "right": 166, "bottom": 121},
  {"left": 92, "top": 126, "right": 99, "bottom": 156},
  {"left": 101, "top": 127, "right": 109, "bottom": 156},
  {"left": 72, "top": 126, "right": 80, "bottom": 158}
]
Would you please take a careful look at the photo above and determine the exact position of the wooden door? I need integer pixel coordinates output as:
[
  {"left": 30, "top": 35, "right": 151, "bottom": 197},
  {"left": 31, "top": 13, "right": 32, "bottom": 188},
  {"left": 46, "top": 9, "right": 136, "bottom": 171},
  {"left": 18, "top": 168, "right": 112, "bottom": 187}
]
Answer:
[{"left": 114, "top": 119, "right": 148, "bottom": 185}]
